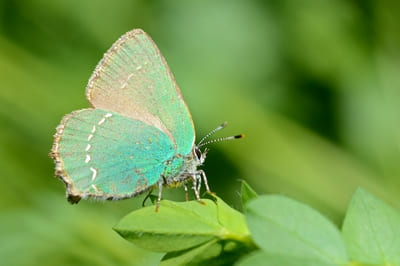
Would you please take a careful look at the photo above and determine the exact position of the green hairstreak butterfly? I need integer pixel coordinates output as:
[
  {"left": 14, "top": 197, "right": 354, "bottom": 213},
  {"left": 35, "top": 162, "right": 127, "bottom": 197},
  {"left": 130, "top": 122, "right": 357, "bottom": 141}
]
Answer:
[{"left": 50, "top": 29, "right": 243, "bottom": 208}]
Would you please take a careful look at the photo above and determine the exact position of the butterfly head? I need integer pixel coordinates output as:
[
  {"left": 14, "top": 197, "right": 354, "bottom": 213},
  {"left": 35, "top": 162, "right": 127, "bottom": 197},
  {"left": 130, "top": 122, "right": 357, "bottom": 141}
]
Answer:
[{"left": 194, "top": 146, "right": 208, "bottom": 165}]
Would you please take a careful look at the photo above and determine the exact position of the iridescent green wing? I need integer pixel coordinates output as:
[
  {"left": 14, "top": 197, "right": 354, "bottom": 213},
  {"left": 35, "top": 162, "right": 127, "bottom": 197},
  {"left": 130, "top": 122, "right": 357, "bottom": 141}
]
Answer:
[
  {"left": 86, "top": 29, "right": 195, "bottom": 156},
  {"left": 51, "top": 108, "right": 174, "bottom": 202}
]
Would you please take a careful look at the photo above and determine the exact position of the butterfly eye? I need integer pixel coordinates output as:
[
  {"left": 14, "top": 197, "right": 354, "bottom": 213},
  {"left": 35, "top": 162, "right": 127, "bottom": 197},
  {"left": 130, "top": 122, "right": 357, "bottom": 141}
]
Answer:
[{"left": 194, "top": 147, "right": 202, "bottom": 160}]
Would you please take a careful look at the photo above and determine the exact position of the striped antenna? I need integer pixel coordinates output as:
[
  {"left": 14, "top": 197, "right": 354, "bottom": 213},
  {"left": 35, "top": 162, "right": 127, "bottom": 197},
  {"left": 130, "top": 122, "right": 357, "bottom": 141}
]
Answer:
[
  {"left": 197, "top": 121, "right": 244, "bottom": 148},
  {"left": 197, "top": 121, "right": 228, "bottom": 146},
  {"left": 197, "top": 134, "right": 244, "bottom": 147}
]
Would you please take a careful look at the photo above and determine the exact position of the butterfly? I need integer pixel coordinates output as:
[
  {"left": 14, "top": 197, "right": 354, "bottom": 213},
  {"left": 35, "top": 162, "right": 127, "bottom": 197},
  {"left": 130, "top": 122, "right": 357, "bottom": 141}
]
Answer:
[{"left": 50, "top": 29, "right": 243, "bottom": 209}]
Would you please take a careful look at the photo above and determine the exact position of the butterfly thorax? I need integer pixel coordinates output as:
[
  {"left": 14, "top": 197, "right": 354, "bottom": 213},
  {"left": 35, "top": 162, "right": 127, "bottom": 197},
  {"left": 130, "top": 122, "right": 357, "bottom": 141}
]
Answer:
[{"left": 161, "top": 147, "right": 204, "bottom": 188}]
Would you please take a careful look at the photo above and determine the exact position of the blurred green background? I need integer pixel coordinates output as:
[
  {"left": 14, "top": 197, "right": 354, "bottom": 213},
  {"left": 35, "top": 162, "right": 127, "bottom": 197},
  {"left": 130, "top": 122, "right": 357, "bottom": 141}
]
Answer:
[{"left": 1, "top": 0, "right": 400, "bottom": 265}]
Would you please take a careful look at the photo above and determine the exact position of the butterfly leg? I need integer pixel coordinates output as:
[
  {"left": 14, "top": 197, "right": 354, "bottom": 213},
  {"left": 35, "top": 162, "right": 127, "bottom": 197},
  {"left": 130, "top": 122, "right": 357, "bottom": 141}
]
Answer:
[
  {"left": 192, "top": 176, "right": 199, "bottom": 199},
  {"left": 198, "top": 170, "right": 214, "bottom": 194},
  {"left": 142, "top": 187, "right": 154, "bottom": 207},
  {"left": 191, "top": 175, "right": 205, "bottom": 204},
  {"left": 191, "top": 176, "right": 202, "bottom": 200},
  {"left": 184, "top": 184, "right": 189, "bottom": 201},
  {"left": 155, "top": 179, "right": 163, "bottom": 212},
  {"left": 196, "top": 174, "right": 202, "bottom": 193}
]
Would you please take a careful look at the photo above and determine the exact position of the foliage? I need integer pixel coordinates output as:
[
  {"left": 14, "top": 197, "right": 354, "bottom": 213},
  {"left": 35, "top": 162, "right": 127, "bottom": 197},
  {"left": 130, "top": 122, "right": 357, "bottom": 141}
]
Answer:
[
  {"left": 114, "top": 182, "right": 400, "bottom": 265},
  {"left": 1, "top": 1, "right": 400, "bottom": 265}
]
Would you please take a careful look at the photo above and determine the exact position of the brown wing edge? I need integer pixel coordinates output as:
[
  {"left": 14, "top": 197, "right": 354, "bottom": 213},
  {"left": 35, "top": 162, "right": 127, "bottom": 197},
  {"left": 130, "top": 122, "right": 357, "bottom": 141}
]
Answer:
[
  {"left": 85, "top": 28, "right": 196, "bottom": 143},
  {"left": 48, "top": 108, "right": 156, "bottom": 204}
]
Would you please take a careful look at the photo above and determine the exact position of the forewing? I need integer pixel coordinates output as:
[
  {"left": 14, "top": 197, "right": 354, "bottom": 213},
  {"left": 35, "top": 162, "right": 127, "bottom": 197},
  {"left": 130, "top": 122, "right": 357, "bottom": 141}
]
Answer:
[
  {"left": 86, "top": 29, "right": 195, "bottom": 155},
  {"left": 50, "top": 108, "right": 174, "bottom": 201}
]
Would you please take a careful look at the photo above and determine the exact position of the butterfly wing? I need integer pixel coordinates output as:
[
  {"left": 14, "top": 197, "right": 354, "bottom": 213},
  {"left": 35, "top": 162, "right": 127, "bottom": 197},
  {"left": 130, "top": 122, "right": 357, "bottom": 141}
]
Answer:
[
  {"left": 51, "top": 108, "right": 174, "bottom": 202},
  {"left": 86, "top": 29, "right": 195, "bottom": 156}
]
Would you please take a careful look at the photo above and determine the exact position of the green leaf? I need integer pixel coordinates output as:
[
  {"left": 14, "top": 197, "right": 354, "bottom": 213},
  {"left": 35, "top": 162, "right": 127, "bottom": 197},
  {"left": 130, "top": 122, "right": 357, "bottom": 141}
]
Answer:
[
  {"left": 114, "top": 200, "right": 218, "bottom": 252},
  {"left": 342, "top": 187, "right": 400, "bottom": 265},
  {"left": 240, "top": 180, "right": 258, "bottom": 209},
  {"left": 213, "top": 194, "right": 252, "bottom": 244},
  {"left": 246, "top": 195, "right": 348, "bottom": 265},
  {"left": 237, "top": 251, "right": 335, "bottom": 266},
  {"left": 114, "top": 196, "right": 251, "bottom": 253},
  {"left": 162, "top": 239, "right": 254, "bottom": 266},
  {"left": 160, "top": 239, "right": 221, "bottom": 266}
]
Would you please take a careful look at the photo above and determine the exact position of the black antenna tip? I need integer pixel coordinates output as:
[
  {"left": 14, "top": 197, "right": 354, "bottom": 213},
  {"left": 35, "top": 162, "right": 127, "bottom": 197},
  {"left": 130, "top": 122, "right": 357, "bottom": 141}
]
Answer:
[{"left": 235, "top": 134, "right": 245, "bottom": 139}]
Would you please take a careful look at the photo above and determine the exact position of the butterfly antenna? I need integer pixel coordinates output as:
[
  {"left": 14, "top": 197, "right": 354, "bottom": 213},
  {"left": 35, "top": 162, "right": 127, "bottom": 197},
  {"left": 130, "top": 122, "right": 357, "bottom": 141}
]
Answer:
[
  {"left": 197, "top": 134, "right": 245, "bottom": 148},
  {"left": 198, "top": 121, "right": 228, "bottom": 146}
]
